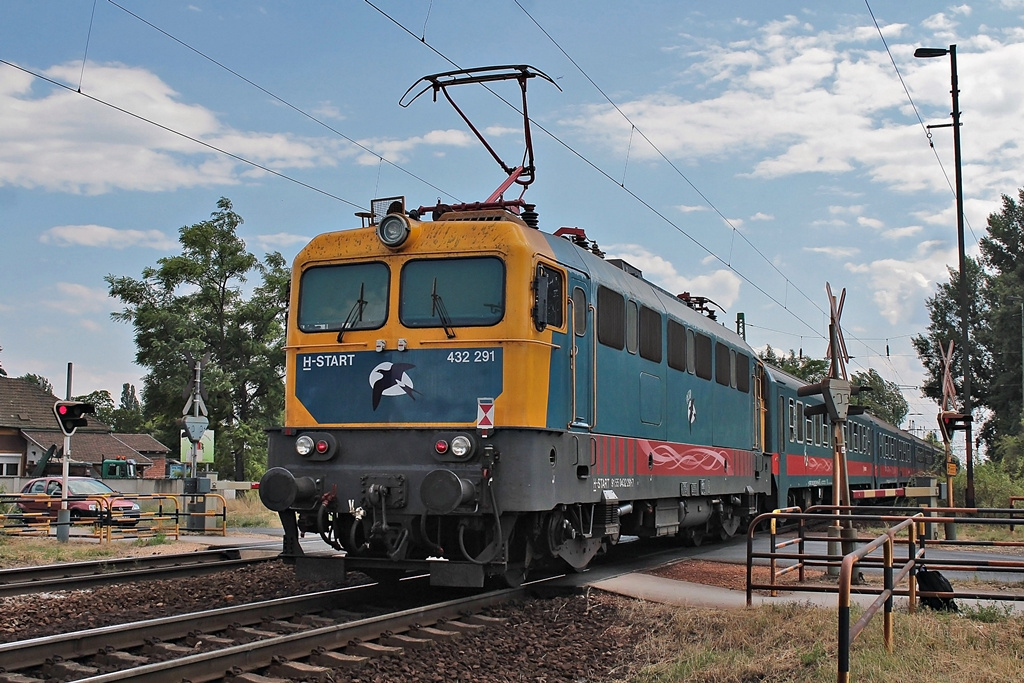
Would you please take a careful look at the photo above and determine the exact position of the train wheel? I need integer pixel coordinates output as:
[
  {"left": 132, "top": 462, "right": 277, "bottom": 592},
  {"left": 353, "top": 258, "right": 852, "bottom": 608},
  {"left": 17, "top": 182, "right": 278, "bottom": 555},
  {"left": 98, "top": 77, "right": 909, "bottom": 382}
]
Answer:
[
  {"left": 717, "top": 513, "right": 741, "bottom": 541},
  {"left": 546, "top": 512, "right": 602, "bottom": 571}
]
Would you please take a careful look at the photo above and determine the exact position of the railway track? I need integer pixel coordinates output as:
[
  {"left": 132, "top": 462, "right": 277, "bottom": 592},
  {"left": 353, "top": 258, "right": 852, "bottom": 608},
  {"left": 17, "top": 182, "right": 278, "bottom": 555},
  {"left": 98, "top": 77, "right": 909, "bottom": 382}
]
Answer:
[
  {"left": 0, "top": 578, "right": 530, "bottom": 682},
  {"left": 0, "top": 547, "right": 278, "bottom": 597}
]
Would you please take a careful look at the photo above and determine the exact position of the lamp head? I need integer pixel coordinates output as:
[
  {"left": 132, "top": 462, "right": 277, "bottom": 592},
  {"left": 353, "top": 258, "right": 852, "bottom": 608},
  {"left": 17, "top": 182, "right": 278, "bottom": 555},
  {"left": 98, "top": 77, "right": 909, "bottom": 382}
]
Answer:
[{"left": 914, "top": 47, "right": 949, "bottom": 58}]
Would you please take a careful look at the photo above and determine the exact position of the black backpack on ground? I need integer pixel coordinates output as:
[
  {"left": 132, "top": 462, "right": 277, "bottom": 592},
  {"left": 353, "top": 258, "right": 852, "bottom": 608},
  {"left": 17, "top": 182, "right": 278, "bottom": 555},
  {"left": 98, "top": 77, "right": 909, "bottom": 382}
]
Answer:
[{"left": 916, "top": 567, "right": 958, "bottom": 612}]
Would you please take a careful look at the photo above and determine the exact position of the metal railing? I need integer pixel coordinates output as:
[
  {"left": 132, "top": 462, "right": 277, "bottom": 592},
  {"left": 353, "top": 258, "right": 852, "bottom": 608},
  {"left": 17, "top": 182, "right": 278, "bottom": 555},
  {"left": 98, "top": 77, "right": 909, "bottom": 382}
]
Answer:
[
  {"left": 0, "top": 492, "right": 216, "bottom": 542},
  {"left": 747, "top": 506, "right": 1024, "bottom": 683},
  {"left": 837, "top": 516, "right": 920, "bottom": 683}
]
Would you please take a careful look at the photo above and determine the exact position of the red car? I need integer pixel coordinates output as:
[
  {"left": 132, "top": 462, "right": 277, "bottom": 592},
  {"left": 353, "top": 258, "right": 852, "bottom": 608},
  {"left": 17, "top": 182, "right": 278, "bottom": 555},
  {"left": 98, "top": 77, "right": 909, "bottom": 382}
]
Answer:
[{"left": 18, "top": 477, "right": 141, "bottom": 525}]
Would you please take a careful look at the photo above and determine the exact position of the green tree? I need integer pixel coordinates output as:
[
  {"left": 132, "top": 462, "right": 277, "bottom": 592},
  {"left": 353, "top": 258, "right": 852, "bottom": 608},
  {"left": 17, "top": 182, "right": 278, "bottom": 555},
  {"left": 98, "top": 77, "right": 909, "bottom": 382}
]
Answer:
[
  {"left": 759, "top": 345, "right": 828, "bottom": 382},
  {"left": 106, "top": 198, "right": 288, "bottom": 480},
  {"left": 72, "top": 389, "right": 115, "bottom": 425},
  {"left": 914, "top": 188, "right": 1024, "bottom": 453},
  {"left": 18, "top": 373, "right": 54, "bottom": 395},
  {"left": 850, "top": 368, "right": 909, "bottom": 427},
  {"left": 108, "top": 383, "right": 146, "bottom": 433}
]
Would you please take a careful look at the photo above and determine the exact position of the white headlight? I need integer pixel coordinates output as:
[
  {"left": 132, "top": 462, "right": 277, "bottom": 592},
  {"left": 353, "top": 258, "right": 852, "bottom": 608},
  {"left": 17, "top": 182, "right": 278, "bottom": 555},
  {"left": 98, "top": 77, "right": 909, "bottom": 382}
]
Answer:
[
  {"left": 376, "top": 214, "right": 410, "bottom": 248},
  {"left": 296, "top": 435, "right": 314, "bottom": 456},
  {"left": 451, "top": 435, "right": 473, "bottom": 458}
]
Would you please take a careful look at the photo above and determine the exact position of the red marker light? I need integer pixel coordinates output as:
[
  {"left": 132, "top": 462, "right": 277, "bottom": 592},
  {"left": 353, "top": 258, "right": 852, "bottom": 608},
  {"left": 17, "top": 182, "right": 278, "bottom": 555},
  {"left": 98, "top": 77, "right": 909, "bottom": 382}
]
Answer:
[
  {"left": 58, "top": 405, "right": 68, "bottom": 415},
  {"left": 435, "top": 440, "right": 449, "bottom": 454},
  {"left": 315, "top": 440, "right": 329, "bottom": 454}
]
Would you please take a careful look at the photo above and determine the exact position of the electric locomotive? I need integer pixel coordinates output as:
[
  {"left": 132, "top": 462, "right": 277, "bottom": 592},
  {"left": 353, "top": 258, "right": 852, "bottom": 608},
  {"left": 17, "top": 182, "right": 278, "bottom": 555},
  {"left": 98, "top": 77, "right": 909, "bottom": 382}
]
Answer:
[{"left": 258, "top": 65, "right": 939, "bottom": 587}]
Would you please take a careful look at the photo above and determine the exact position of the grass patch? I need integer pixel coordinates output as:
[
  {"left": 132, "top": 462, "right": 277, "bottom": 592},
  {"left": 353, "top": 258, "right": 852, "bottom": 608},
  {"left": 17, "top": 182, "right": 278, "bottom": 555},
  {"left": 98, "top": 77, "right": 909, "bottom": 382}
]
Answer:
[
  {"left": 132, "top": 532, "right": 171, "bottom": 547},
  {"left": 0, "top": 537, "right": 119, "bottom": 569},
  {"left": 224, "top": 493, "right": 280, "bottom": 528},
  {"left": 625, "top": 601, "right": 1024, "bottom": 682}
]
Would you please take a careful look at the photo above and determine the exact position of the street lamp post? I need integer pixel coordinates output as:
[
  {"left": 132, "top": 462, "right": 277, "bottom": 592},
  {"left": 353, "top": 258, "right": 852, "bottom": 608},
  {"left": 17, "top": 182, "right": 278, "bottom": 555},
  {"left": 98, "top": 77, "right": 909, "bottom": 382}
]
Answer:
[{"left": 915, "top": 44, "right": 974, "bottom": 507}]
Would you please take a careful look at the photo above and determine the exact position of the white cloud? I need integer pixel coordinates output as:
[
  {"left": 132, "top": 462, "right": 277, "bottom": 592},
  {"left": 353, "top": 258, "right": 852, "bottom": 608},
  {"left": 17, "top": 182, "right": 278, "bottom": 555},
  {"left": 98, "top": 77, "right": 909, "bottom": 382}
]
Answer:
[
  {"left": 0, "top": 62, "right": 350, "bottom": 195},
  {"left": 46, "top": 282, "right": 111, "bottom": 314},
  {"left": 40, "top": 225, "right": 177, "bottom": 250},
  {"left": 845, "top": 241, "right": 953, "bottom": 324},
  {"left": 676, "top": 204, "right": 708, "bottom": 213},
  {"left": 558, "top": 19, "right": 1024, "bottom": 214},
  {"left": 355, "top": 129, "right": 474, "bottom": 165},
  {"left": 805, "top": 245, "right": 860, "bottom": 258},
  {"left": 751, "top": 212, "right": 774, "bottom": 221},
  {"left": 250, "top": 232, "right": 311, "bottom": 251},
  {"left": 605, "top": 243, "right": 742, "bottom": 308},
  {"left": 857, "top": 216, "right": 884, "bottom": 229},
  {"left": 882, "top": 226, "right": 923, "bottom": 240}
]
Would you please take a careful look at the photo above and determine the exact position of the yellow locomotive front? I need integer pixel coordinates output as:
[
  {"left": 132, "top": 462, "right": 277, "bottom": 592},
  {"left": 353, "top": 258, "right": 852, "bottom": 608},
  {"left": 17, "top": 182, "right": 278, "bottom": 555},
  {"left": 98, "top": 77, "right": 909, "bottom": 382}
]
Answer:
[{"left": 260, "top": 197, "right": 575, "bottom": 585}]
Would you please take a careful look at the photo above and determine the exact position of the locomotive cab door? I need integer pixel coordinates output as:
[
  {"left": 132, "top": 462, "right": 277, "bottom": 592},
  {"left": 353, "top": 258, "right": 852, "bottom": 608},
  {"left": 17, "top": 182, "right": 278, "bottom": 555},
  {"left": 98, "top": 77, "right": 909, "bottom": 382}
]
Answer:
[{"left": 568, "top": 277, "right": 593, "bottom": 430}]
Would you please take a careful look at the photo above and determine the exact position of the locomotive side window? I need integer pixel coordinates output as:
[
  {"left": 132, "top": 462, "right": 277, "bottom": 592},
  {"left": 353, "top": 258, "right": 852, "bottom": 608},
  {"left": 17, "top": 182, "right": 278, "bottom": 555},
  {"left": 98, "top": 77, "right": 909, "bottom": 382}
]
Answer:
[
  {"left": 735, "top": 352, "right": 750, "bottom": 393},
  {"left": 667, "top": 319, "right": 687, "bottom": 371},
  {"left": 532, "top": 264, "right": 564, "bottom": 329},
  {"left": 625, "top": 301, "right": 638, "bottom": 354},
  {"left": 694, "top": 333, "right": 713, "bottom": 380},
  {"left": 572, "top": 287, "right": 587, "bottom": 336},
  {"left": 715, "top": 342, "right": 731, "bottom": 386},
  {"left": 596, "top": 286, "right": 624, "bottom": 348},
  {"left": 400, "top": 257, "right": 505, "bottom": 327},
  {"left": 638, "top": 306, "right": 662, "bottom": 362},
  {"left": 686, "top": 329, "right": 696, "bottom": 374},
  {"left": 298, "top": 262, "right": 389, "bottom": 332}
]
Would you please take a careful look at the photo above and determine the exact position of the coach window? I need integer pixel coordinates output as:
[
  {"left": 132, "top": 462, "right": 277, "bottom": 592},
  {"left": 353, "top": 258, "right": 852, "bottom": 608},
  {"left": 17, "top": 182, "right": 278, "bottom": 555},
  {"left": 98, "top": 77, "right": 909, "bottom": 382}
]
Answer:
[
  {"left": 715, "top": 342, "right": 731, "bottom": 386},
  {"left": 735, "top": 352, "right": 750, "bottom": 393},
  {"left": 597, "top": 286, "right": 624, "bottom": 348},
  {"left": 298, "top": 262, "right": 389, "bottom": 332},
  {"left": 853, "top": 424, "right": 860, "bottom": 453},
  {"left": 813, "top": 415, "right": 821, "bottom": 446},
  {"left": 625, "top": 301, "right": 639, "bottom": 354},
  {"left": 572, "top": 287, "right": 587, "bottom": 336},
  {"left": 790, "top": 397, "right": 798, "bottom": 440},
  {"left": 639, "top": 306, "right": 662, "bottom": 362},
  {"left": 821, "top": 418, "right": 830, "bottom": 447},
  {"left": 797, "top": 402, "right": 805, "bottom": 442},
  {"left": 804, "top": 407, "right": 813, "bottom": 444}
]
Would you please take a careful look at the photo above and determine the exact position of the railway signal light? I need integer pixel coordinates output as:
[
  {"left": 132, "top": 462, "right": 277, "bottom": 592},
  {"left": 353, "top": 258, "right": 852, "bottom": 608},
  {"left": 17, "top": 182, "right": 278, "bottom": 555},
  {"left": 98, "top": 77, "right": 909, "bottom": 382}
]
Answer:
[
  {"left": 937, "top": 410, "right": 971, "bottom": 441},
  {"left": 53, "top": 400, "right": 95, "bottom": 436},
  {"left": 798, "top": 379, "right": 871, "bottom": 421}
]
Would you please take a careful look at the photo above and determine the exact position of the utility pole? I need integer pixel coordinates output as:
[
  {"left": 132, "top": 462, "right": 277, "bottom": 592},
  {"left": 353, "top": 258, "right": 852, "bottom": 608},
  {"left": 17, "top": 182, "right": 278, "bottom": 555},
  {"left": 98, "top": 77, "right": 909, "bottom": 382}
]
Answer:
[{"left": 915, "top": 44, "right": 973, "bottom": 506}]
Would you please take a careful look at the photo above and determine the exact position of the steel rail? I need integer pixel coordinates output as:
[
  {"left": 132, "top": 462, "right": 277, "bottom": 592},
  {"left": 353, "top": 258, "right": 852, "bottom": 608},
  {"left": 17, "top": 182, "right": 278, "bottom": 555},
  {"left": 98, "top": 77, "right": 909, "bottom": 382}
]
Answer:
[
  {"left": 21, "top": 584, "right": 526, "bottom": 682},
  {"left": 0, "top": 582, "right": 405, "bottom": 671},
  {"left": 0, "top": 548, "right": 278, "bottom": 597}
]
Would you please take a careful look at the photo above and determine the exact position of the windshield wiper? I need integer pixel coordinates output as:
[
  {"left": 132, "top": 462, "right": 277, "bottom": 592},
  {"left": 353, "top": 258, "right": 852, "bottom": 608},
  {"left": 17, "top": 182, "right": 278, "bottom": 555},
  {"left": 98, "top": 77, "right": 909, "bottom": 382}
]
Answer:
[
  {"left": 337, "top": 282, "right": 368, "bottom": 342},
  {"left": 431, "top": 278, "right": 456, "bottom": 339}
]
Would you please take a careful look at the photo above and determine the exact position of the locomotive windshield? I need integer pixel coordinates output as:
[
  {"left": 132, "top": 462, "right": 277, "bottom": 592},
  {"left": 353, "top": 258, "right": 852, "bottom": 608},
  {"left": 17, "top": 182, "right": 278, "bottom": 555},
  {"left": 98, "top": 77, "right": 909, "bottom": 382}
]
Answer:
[
  {"left": 297, "top": 262, "right": 389, "bottom": 332},
  {"left": 400, "top": 257, "right": 505, "bottom": 328}
]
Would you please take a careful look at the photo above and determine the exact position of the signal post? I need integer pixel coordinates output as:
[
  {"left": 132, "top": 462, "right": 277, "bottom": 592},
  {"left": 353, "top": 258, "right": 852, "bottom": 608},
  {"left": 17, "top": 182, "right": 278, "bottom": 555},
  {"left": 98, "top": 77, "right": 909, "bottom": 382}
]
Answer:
[
  {"left": 799, "top": 285, "right": 871, "bottom": 575},
  {"left": 52, "top": 398, "right": 95, "bottom": 542}
]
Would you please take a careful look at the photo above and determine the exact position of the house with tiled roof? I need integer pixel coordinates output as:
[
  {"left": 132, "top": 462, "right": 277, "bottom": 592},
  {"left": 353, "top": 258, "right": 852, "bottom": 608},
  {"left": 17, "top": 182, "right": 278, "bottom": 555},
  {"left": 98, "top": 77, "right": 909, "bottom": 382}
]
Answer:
[{"left": 0, "top": 376, "right": 170, "bottom": 479}]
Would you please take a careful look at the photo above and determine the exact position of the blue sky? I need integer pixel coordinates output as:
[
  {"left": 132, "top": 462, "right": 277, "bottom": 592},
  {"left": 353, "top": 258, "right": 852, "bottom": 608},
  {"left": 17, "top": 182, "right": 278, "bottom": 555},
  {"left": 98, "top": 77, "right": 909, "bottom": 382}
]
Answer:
[{"left": 3, "top": 1, "right": 1023, "bottom": 438}]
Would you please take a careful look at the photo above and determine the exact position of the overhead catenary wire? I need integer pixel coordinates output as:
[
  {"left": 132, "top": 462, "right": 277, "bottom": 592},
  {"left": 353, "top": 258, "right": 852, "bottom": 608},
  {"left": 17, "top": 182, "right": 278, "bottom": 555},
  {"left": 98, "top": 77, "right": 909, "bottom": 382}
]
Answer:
[
  {"left": 11, "top": 2, "right": 943, "bottom": 404},
  {"left": 106, "top": 0, "right": 460, "bottom": 205},
  {"left": 0, "top": 58, "right": 366, "bottom": 211}
]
